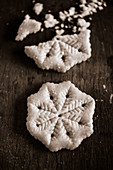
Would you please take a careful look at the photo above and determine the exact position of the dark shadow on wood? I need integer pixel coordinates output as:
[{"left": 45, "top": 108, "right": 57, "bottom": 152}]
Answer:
[{"left": 107, "top": 55, "right": 113, "bottom": 82}]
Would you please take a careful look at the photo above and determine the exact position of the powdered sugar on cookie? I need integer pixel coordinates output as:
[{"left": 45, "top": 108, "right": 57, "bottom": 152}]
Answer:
[{"left": 24, "top": 29, "right": 91, "bottom": 72}]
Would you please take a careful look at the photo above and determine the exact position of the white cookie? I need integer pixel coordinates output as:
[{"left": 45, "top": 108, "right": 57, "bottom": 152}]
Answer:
[
  {"left": 24, "top": 29, "right": 91, "bottom": 72},
  {"left": 26, "top": 81, "right": 95, "bottom": 152},
  {"left": 15, "top": 15, "right": 41, "bottom": 41}
]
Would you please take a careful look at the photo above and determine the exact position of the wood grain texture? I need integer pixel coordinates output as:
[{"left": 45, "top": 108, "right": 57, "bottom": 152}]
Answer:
[{"left": 0, "top": 0, "right": 113, "bottom": 170}]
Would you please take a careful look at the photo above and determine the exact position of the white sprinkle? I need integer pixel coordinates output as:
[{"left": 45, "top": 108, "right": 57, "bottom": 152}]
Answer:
[
  {"left": 33, "top": 3, "right": 43, "bottom": 15},
  {"left": 44, "top": 14, "right": 59, "bottom": 28},
  {"left": 68, "top": 7, "right": 75, "bottom": 16},
  {"left": 73, "top": 14, "right": 81, "bottom": 18},
  {"left": 96, "top": 99, "right": 104, "bottom": 102},
  {"left": 97, "top": 1, "right": 102, "bottom": 6},
  {"left": 65, "top": 25, "right": 68, "bottom": 28},
  {"left": 48, "top": 10, "right": 51, "bottom": 13},
  {"left": 25, "top": 14, "right": 30, "bottom": 20},
  {"left": 64, "top": 10, "right": 69, "bottom": 16},
  {"left": 67, "top": 16, "right": 73, "bottom": 22},
  {"left": 21, "top": 10, "right": 24, "bottom": 13},
  {"left": 32, "top": 0, "right": 35, "bottom": 3},
  {"left": 77, "top": 18, "right": 90, "bottom": 31},
  {"left": 55, "top": 26, "right": 60, "bottom": 30},
  {"left": 103, "top": 2, "right": 107, "bottom": 7},
  {"left": 98, "top": 6, "right": 104, "bottom": 10},
  {"left": 72, "top": 26, "right": 77, "bottom": 33},
  {"left": 103, "top": 84, "right": 107, "bottom": 92},
  {"left": 41, "top": 28, "right": 44, "bottom": 32},
  {"left": 59, "top": 11, "right": 67, "bottom": 21},
  {"left": 60, "top": 23, "right": 64, "bottom": 28},
  {"left": 103, "top": 84, "right": 106, "bottom": 89},
  {"left": 89, "top": 2, "right": 98, "bottom": 9},
  {"left": 56, "top": 29, "right": 64, "bottom": 35},
  {"left": 77, "top": 18, "right": 90, "bottom": 27},
  {"left": 110, "top": 94, "right": 113, "bottom": 104}
]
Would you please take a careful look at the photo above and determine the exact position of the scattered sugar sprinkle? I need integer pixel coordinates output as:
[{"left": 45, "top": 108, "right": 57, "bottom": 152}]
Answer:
[
  {"left": 110, "top": 94, "right": 113, "bottom": 104},
  {"left": 55, "top": 26, "right": 60, "bottom": 30},
  {"left": 72, "top": 26, "right": 77, "bottom": 33},
  {"left": 103, "top": 84, "right": 106, "bottom": 89},
  {"left": 44, "top": 14, "right": 59, "bottom": 28},
  {"left": 59, "top": 11, "right": 67, "bottom": 21},
  {"left": 96, "top": 99, "right": 104, "bottom": 102},
  {"left": 32, "top": 0, "right": 36, "bottom": 3},
  {"left": 41, "top": 28, "right": 44, "bottom": 32},
  {"left": 103, "top": 84, "right": 107, "bottom": 92},
  {"left": 98, "top": 6, "right": 104, "bottom": 10},
  {"left": 33, "top": 3, "right": 43, "bottom": 15},
  {"left": 29, "top": 0, "right": 107, "bottom": 34},
  {"left": 21, "top": 10, "right": 24, "bottom": 13},
  {"left": 48, "top": 10, "right": 51, "bottom": 13},
  {"left": 94, "top": 114, "right": 98, "bottom": 120},
  {"left": 67, "top": 16, "right": 73, "bottom": 22},
  {"left": 68, "top": 7, "right": 75, "bottom": 16},
  {"left": 65, "top": 25, "right": 68, "bottom": 28},
  {"left": 60, "top": 23, "right": 64, "bottom": 28},
  {"left": 56, "top": 29, "right": 64, "bottom": 35}
]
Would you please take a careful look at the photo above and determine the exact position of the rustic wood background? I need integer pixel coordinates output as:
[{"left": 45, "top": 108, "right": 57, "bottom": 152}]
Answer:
[{"left": 0, "top": 0, "right": 113, "bottom": 169}]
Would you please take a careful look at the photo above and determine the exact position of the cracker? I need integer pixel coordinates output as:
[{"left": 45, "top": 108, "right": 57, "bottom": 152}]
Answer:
[
  {"left": 26, "top": 81, "right": 95, "bottom": 152},
  {"left": 24, "top": 29, "right": 91, "bottom": 72},
  {"left": 15, "top": 15, "right": 41, "bottom": 41}
]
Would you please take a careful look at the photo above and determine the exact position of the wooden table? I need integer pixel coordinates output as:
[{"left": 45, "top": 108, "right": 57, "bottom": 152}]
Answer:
[{"left": 0, "top": 0, "right": 113, "bottom": 169}]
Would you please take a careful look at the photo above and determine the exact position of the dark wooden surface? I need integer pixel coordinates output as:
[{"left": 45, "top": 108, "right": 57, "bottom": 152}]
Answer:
[{"left": 0, "top": 0, "right": 113, "bottom": 170}]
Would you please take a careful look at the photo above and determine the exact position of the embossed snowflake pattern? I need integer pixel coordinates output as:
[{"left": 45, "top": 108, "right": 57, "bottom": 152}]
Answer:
[
  {"left": 24, "top": 29, "right": 91, "bottom": 73},
  {"left": 26, "top": 81, "right": 95, "bottom": 152}
]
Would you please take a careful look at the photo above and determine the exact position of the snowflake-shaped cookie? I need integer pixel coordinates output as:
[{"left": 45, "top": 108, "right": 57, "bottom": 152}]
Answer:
[
  {"left": 24, "top": 29, "right": 91, "bottom": 72},
  {"left": 26, "top": 81, "right": 95, "bottom": 152}
]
